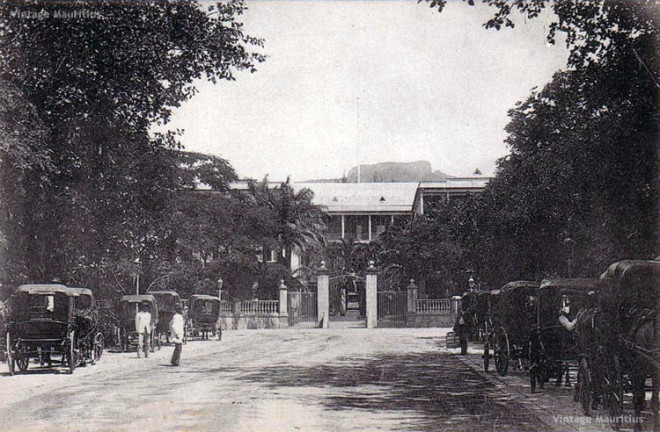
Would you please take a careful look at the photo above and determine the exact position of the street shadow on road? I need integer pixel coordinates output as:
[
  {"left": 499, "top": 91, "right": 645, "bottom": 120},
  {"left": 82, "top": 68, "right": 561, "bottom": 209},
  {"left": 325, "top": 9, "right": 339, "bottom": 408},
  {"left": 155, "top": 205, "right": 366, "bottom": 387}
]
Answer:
[{"left": 229, "top": 352, "right": 550, "bottom": 432}]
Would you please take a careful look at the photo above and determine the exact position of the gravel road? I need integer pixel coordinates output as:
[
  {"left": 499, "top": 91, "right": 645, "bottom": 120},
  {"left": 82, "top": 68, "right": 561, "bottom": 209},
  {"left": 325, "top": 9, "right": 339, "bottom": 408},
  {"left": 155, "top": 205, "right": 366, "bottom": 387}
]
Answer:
[{"left": 0, "top": 327, "right": 556, "bottom": 432}]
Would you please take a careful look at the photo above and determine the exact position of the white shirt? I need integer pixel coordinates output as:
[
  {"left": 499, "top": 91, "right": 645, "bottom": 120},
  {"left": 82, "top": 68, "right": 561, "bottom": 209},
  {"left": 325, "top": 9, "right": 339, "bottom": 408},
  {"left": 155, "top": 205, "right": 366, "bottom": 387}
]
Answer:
[
  {"left": 170, "top": 313, "right": 184, "bottom": 343},
  {"left": 135, "top": 311, "right": 151, "bottom": 334}
]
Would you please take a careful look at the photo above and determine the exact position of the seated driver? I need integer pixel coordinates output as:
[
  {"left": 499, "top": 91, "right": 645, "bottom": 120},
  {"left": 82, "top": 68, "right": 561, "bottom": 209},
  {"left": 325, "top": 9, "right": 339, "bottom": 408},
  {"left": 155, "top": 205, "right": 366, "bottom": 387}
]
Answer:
[{"left": 558, "top": 294, "right": 577, "bottom": 331}]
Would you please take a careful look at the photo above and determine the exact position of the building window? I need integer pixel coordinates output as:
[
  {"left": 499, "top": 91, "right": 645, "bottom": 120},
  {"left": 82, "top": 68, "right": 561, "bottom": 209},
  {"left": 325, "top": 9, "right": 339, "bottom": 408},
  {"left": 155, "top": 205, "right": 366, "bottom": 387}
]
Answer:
[
  {"left": 345, "top": 215, "right": 369, "bottom": 241},
  {"left": 257, "top": 247, "right": 279, "bottom": 263},
  {"left": 327, "top": 215, "right": 342, "bottom": 241},
  {"left": 371, "top": 215, "right": 391, "bottom": 239}
]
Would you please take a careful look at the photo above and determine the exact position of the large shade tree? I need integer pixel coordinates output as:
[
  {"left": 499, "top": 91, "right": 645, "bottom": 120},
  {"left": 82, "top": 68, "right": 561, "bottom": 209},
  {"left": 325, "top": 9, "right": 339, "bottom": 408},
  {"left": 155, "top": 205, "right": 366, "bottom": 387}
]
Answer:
[
  {"left": 422, "top": 0, "right": 660, "bottom": 253},
  {"left": 0, "top": 0, "right": 264, "bottom": 296}
]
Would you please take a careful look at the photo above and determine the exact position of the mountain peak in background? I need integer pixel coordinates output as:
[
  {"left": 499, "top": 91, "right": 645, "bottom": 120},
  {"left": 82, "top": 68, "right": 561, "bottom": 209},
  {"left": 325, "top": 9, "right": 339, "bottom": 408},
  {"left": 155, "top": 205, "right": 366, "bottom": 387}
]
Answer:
[{"left": 303, "top": 161, "right": 449, "bottom": 183}]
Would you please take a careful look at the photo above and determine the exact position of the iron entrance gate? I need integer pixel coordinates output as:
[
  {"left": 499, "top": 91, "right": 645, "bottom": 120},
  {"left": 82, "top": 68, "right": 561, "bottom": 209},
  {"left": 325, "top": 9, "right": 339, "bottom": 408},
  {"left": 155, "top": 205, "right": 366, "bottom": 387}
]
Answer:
[
  {"left": 288, "top": 291, "right": 317, "bottom": 325},
  {"left": 377, "top": 290, "right": 407, "bottom": 327}
]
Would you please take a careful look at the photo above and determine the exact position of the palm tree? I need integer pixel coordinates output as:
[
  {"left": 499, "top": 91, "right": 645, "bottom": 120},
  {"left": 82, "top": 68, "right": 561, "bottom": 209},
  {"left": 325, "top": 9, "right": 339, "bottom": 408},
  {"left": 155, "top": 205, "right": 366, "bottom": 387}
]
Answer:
[{"left": 249, "top": 178, "right": 327, "bottom": 269}]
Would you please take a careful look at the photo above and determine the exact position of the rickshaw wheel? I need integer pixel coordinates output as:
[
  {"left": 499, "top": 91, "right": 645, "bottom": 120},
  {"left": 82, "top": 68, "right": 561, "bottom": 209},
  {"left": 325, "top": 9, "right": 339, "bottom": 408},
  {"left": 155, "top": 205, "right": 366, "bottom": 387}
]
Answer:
[
  {"left": 578, "top": 357, "right": 593, "bottom": 415},
  {"left": 494, "top": 328, "right": 510, "bottom": 376},
  {"left": 92, "top": 333, "right": 104, "bottom": 364},
  {"left": 483, "top": 342, "right": 490, "bottom": 372},
  {"left": 605, "top": 355, "right": 623, "bottom": 430},
  {"left": 67, "top": 331, "right": 77, "bottom": 374},
  {"left": 6, "top": 332, "right": 15, "bottom": 376}
]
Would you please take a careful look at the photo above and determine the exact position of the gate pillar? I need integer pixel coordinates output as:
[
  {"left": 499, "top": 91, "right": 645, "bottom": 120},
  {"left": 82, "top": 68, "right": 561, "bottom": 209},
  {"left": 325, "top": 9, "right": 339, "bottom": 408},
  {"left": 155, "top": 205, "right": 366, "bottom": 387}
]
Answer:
[
  {"left": 278, "top": 279, "right": 289, "bottom": 328},
  {"left": 365, "top": 261, "right": 377, "bottom": 328},
  {"left": 406, "top": 279, "right": 418, "bottom": 314},
  {"left": 317, "top": 261, "right": 330, "bottom": 329}
]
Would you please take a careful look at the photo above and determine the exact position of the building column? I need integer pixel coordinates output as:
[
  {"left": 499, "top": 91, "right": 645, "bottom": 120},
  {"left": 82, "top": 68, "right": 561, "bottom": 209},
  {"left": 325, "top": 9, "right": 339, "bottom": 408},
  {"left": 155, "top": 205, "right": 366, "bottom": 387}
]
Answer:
[
  {"left": 341, "top": 215, "right": 345, "bottom": 239},
  {"left": 317, "top": 261, "right": 329, "bottom": 329},
  {"left": 368, "top": 215, "right": 372, "bottom": 242},
  {"left": 365, "top": 261, "right": 377, "bottom": 329}
]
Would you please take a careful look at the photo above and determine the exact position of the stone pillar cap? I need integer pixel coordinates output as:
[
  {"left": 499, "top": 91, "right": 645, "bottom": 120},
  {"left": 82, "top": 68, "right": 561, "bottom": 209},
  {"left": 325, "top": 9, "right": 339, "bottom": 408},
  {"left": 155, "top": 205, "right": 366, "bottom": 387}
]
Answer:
[{"left": 317, "top": 260, "right": 329, "bottom": 275}]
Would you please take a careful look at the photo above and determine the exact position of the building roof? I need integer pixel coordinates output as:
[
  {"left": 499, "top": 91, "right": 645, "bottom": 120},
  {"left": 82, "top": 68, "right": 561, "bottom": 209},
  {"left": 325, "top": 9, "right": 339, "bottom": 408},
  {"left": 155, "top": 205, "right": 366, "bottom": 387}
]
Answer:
[
  {"left": 294, "top": 182, "right": 419, "bottom": 213},
  {"left": 417, "top": 177, "right": 491, "bottom": 191}
]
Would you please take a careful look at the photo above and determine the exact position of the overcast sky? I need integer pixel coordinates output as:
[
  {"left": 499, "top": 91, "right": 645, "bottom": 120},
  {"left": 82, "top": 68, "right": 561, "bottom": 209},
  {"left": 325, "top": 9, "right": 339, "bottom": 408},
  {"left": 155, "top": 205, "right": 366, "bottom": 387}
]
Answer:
[{"left": 158, "top": 0, "right": 568, "bottom": 181}]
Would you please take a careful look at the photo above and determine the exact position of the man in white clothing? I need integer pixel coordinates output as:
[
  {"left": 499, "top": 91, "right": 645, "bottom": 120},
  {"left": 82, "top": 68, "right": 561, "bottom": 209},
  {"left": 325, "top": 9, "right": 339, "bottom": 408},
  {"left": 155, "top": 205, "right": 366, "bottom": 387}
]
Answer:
[
  {"left": 135, "top": 302, "right": 151, "bottom": 358},
  {"left": 170, "top": 304, "right": 184, "bottom": 366}
]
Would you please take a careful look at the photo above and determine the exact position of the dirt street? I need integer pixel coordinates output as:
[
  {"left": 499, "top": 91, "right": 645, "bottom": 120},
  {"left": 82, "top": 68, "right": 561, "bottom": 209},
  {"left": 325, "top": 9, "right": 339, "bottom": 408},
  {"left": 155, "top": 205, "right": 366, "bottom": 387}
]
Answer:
[{"left": 0, "top": 327, "right": 568, "bottom": 432}]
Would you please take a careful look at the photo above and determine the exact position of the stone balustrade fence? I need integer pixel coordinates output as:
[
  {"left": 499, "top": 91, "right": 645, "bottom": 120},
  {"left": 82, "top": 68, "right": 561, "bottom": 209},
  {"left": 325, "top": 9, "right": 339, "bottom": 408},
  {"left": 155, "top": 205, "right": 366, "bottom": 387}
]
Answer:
[
  {"left": 240, "top": 300, "right": 279, "bottom": 314},
  {"left": 415, "top": 298, "right": 451, "bottom": 314}
]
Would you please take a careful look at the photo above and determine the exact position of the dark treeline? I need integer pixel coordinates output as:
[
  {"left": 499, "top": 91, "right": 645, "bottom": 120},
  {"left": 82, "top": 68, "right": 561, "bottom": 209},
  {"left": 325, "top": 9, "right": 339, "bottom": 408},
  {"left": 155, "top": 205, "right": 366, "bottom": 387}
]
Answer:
[
  {"left": 378, "top": 0, "right": 659, "bottom": 293},
  {"left": 0, "top": 1, "right": 326, "bottom": 302}
]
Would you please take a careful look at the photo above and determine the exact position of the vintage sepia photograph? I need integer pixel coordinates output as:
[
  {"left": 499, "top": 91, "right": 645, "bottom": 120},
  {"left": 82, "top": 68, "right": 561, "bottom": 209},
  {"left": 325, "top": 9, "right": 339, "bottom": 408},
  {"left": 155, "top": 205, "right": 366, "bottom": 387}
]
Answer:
[{"left": 1, "top": 0, "right": 659, "bottom": 431}]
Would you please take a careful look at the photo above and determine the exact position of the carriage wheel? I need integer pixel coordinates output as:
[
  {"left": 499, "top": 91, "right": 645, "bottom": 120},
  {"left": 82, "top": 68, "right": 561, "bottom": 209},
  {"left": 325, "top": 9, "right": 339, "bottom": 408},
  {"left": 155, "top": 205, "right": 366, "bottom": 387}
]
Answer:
[
  {"left": 16, "top": 351, "right": 29, "bottom": 372},
  {"left": 605, "top": 355, "right": 623, "bottom": 430},
  {"left": 5, "top": 332, "right": 15, "bottom": 376},
  {"left": 483, "top": 342, "right": 490, "bottom": 372},
  {"left": 494, "top": 327, "right": 510, "bottom": 376},
  {"left": 92, "top": 333, "right": 104, "bottom": 365},
  {"left": 578, "top": 357, "right": 593, "bottom": 415},
  {"left": 67, "top": 331, "right": 78, "bottom": 374}
]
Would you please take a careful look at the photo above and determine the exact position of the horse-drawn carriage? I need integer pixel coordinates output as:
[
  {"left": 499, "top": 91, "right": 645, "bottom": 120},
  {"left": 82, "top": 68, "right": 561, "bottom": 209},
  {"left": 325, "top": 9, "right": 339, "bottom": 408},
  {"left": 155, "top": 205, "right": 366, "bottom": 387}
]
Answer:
[
  {"left": 529, "top": 278, "right": 598, "bottom": 393},
  {"left": 119, "top": 295, "right": 159, "bottom": 353},
  {"left": 484, "top": 281, "right": 540, "bottom": 376},
  {"left": 5, "top": 284, "right": 104, "bottom": 375},
  {"left": 462, "top": 290, "right": 491, "bottom": 341},
  {"left": 150, "top": 291, "right": 182, "bottom": 345},
  {"left": 186, "top": 295, "right": 221, "bottom": 341},
  {"left": 575, "top": 260, "right": 660, "bottom": 431}
]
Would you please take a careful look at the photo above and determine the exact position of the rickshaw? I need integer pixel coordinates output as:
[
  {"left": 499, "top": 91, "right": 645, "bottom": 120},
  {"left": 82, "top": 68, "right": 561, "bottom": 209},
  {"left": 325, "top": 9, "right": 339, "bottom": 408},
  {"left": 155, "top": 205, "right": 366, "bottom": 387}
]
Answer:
[
  {"left": 186, "top": 295, "right": 221, "bottom": 341},
  {"left": 576, "top": 260, "right": 660, "bottom": 431},
  {"left": 528, "top": 278, "right": 598, "bottom": 393},
  {"left": 5, "top": 284, "right": 103, "bottom": 375},
  {"left": 150, "top": 291, "right": 182, "bottom": 346},
  {"left": 119, "top": 295, "right": 159, "bottom": 353},
  {"left": 484, "top": 281, "right": 540, "bottom": 376}
]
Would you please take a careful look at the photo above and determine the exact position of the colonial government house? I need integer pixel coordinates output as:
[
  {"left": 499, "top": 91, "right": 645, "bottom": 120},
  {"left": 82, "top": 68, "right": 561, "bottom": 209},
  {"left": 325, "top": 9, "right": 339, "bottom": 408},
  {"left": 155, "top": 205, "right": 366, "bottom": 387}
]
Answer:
[{"left": 229, "top": 176, "right": 490, "bottom": 296}]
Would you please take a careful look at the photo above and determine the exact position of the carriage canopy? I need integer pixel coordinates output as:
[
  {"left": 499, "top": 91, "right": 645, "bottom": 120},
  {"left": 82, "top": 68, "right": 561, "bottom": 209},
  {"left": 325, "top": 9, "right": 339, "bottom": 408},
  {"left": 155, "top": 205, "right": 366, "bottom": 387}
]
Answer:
[
  {"left": 188, "top": 295, "right": 220, "bottom": 323},
  {"left": 492, "top": 281, "right": 540, "bottom": 336},
  {"left": 537, "top": 278, "right": 599, "bottom": 326},
  {"left": 149, "top": 291, "right": 182, "bottom": 313},
  {"left": 598, "top": 260, "right": 660, "bottom": 313},
  {"left": 119, "top": 295, "right": 159, "bottom": 328},
  {"left": 13, "top": 284, "right": 81, "bottom": 323}
]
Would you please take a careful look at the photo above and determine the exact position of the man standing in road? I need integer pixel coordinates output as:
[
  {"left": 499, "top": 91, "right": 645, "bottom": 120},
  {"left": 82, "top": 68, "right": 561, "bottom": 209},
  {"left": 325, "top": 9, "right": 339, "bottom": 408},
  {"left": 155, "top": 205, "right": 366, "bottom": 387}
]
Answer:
[
  {"left": 170, "top": 304, "right": 184, "bottom": 366},
  {"left": 135, "top": 302, "right": 151, "bottom": 358}
]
